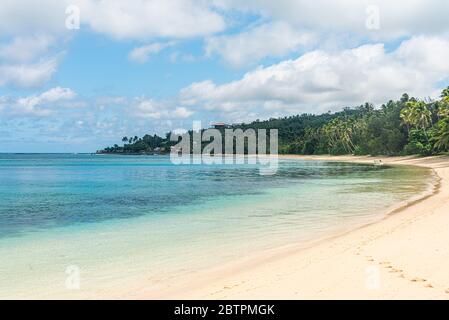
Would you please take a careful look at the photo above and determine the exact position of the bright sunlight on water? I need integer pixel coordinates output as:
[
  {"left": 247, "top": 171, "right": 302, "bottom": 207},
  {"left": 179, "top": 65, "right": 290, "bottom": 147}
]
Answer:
[{"left": 0, "top": 154, "right": 433, "bottom": 298}]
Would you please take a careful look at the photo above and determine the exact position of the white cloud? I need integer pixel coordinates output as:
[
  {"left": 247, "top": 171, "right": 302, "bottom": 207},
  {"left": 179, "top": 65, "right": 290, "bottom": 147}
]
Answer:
[
  {"left": 134, "top": 99, "right": 166, "bottom": 119},
  {"left": 38, "top": 87, "right": 76, "bottom": 102},
  {"left": 394, "top": 36, "right": 449, "bottom": 77},
  {"left": 0, "top": 0, "right": 225, "bottom": 89},
  {"left": 0, "top": 0, "right": 226, "bottom": 90},
  {"left": 2, "top": 0, "right": 449, "bottom": 152},
  {"left": 0, "top": 0, "right": 225, "bottom": 40},
  {"left": 0, "top": 35, "right": 55, "bottom": 62},
  {"left": 0, "top": 35, "right": 64, "bottom": 88},
  {"left": 0, "top": 0, "right": 70, "bottom": 36},
  {"left": 216, "top": 0, "right": 449, "bottom": 40},
  {"left": 181, "top": 36, "right": 449, "bottom": 120},
  {"left": 2, "top": 0, "right": 447, "bottom": 42},
  {"left": 206, "top": 22, "right": 314, "bottom": 67},
  {"left": 128, "top": 42, "right": 175, "bottom": 63},
  {"left": 133, "top": 98, "right": 194, "bottom": 119},
  {"left": 95, "top": 96, "right": 128, "bottom": 108},
  {"left": 77, "top": 0, "right": 225, "bottom": 40},
  {"left": 5, "top": 87, "right": 77, "bottom": 117},
  {"left": 172, "top": 106, "right": 194, "bottom": 118},
  {"left": 0, "top": 58, "right": 59, "bottom": 88}
]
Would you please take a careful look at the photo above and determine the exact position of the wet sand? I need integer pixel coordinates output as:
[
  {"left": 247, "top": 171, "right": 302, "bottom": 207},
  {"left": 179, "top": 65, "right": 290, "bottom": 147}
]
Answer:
[{"left": 153, "top": 155, "right": 449, "bottom": 300}]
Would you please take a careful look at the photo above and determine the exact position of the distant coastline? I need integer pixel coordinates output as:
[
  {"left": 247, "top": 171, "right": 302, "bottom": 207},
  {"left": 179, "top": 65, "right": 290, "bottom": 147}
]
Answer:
[{"left": 98, "top": 90, "right": 449, "bottom": 159}]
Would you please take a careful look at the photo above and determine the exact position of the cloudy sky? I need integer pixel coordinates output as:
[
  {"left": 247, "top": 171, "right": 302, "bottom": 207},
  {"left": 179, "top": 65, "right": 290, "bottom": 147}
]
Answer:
[{"left": 1, "top": 0, "right": 449, "bottom": 152}]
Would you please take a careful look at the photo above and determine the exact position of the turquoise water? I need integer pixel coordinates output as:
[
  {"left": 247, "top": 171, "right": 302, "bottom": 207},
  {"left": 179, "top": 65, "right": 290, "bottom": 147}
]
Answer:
[{"left": 0, "top": 154, "right": 432, "bottom": 298}]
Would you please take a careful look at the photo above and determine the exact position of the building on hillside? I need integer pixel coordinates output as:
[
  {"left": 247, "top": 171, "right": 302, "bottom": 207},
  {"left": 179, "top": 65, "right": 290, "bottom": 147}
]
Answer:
[{"left": 211, "top": 122, "right": 230, "bottom": 129}]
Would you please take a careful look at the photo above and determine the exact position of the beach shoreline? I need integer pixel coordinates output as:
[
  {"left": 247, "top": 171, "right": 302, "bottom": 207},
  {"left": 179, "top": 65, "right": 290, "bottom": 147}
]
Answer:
[{"left": 144, "top": 155, "right": 449, "bottom": 300}]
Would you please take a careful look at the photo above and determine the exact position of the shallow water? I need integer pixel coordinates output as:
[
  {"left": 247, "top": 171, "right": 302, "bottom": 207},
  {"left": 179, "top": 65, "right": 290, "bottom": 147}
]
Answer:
[{"left": 0, "top": 154, "right": 432, "bottom": 298}]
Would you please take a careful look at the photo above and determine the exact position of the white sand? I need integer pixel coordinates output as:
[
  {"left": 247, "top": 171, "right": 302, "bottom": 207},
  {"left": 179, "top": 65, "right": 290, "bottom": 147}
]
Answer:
[{"left": 150, "top": 155, "right": 449, "bottom": 300}]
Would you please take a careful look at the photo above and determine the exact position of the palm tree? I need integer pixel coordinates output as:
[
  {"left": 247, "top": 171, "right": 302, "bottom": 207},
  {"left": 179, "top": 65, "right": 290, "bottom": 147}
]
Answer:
[
  {"left": 122, "top": 136, "right": 128, "bottom": 143},
  {"left": 322, "top": 120, "right": 339, "bottom": 153},
  {"left": 400, "top": 105, "right": 414, "bottom": 134},
  {"left": 436, "top": 100, "right": 449, "bottom": 119},
  {"left": 433, "top": 118, "right": 449, "bottom": 151},
  {"left": 417, "top": 103, "right": 432, "bottom": 143},
  {"left": 438, "top": 92, "right": 449, "bottom": 117},
  {"left": 322, "top": 118, "right": 356, "bottom": 154},
  {"left": 400, "top": 100, "right": 433, "bottom": 148},
  {"left": 400, "top": 93, "right": 410, "bottom": 103},
  {"left": 339, "top": 118, "right": 356, "bottom": 154},
  {"left": 411, "top": 101, "right": 432, "bottom": 130}
]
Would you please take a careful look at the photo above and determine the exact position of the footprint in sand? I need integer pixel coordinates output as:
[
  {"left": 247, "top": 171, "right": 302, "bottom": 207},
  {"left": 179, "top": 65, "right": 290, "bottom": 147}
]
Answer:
[
  {"left": 411, "top": 277, "right": 427, "bottom": 283},
  {"left": 389, "top": 268, "right": 402, "bottom": 273},
  {"left": 223, "top": 282, "right": 243, "bottom": 290}
]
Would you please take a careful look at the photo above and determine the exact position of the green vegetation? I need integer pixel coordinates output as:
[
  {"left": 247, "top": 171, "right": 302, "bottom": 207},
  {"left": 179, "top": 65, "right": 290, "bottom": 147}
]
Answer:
[
  {"left": 100, "top": 133, "right": 171, "bottom": 154},
  {"left": 98, "top": 88, "right": 449, "bottom": 156}
]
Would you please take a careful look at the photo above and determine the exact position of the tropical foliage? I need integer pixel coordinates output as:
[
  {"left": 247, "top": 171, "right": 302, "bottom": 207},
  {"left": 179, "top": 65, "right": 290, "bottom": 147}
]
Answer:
[{"left": 99, "top": 88, "right": 449, "bottom": 156}]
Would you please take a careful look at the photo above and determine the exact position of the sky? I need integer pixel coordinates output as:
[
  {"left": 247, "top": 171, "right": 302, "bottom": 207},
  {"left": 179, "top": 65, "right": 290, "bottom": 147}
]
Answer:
[{"left": 1, "top": 0, "right": 449, "bottom": 152}]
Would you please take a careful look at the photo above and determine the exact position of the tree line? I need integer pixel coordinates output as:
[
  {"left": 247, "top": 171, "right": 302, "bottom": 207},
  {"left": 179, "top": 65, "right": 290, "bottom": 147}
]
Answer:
[{"left": 98, "top": 88, "right": 449, "bottom": 156}]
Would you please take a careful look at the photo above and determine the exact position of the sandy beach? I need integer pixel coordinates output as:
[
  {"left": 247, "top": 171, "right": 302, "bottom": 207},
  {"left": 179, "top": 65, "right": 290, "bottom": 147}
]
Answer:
[{"left": 153, "top": 155, "right": 449, "bottom": 300}]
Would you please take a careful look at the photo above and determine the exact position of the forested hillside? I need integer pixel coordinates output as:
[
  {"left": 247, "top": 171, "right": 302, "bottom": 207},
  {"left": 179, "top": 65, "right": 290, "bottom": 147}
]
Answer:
[{"left": 98, "top": 88, "right": 449, "bottom": 156}]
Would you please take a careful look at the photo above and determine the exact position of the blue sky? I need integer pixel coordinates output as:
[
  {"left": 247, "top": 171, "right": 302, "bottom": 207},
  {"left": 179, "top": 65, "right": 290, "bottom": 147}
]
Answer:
[{"left": 1, "top": 0, "right": 449, "bottom": 152}]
